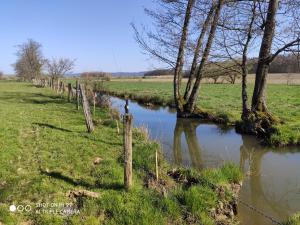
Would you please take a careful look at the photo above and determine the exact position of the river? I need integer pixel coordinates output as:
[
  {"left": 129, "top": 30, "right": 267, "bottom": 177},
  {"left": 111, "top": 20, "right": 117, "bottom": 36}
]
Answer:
[{"left": 110, "top": 96, "right": 300, "bottom": 225}]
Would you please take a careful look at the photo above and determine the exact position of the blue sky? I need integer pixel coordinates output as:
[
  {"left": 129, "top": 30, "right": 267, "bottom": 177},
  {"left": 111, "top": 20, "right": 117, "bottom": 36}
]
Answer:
[{"left": 0, "top": 0, "right": 159, "bottom": 74}]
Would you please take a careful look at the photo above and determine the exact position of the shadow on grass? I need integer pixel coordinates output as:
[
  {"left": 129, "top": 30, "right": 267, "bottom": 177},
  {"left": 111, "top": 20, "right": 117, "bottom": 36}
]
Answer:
[
  {"left": 40, "top": 169, "right": 123, "bottom": 191},
  {"left": 33, "top": 122, "right": 73, "bottom": 133},
  {"left": 81, "top": 134, "right": 122, "bottom": 146},
  {"left": 0, "top": 92, "right": 66, "bottom": 105}
]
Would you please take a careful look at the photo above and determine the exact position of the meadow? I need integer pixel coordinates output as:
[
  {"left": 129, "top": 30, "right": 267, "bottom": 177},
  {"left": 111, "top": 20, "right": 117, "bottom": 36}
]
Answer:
[{"left": 0, "top": 81, "right": 243, "bottom": 225}]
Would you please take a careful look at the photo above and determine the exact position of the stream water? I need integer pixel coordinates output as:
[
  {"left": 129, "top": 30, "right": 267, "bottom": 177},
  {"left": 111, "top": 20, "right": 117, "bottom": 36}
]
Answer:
[{"left": 110, "top": 96, "right": 300, "bottom": 225}]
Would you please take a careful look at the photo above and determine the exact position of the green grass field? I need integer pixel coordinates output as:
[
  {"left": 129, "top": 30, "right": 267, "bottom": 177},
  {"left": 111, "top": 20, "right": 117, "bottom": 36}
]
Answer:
[
  {"left": 101, "top": 81, "right": 300, "bottom": 146},
  {"left": 0, "top": 81, "right": 243, "bottom": 225}
]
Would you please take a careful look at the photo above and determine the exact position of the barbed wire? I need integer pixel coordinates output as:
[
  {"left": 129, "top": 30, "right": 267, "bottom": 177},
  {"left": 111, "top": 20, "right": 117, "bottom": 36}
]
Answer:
[
  {"left": 197, "top": 176, "right": 283, "bottom": 225},
  {"left": 238, "top": 198, "right": 282, "bottom": 225}
]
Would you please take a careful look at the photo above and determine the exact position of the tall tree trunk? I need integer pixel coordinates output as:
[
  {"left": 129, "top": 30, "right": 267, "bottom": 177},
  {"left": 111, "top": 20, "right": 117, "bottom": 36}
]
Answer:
[
  {"left": 185, "top": 0, "right": 224, "bottom": 114},
  {"left": 251, "top": 0, "right": 278, "bottom": 112},
  {"left": 241, "top": 66, "right": 249, "bottom": 118},
  {"left": 173, "top": 0, "right": 195, "bottom": 113},
  {"left": 241, "top": 0, "right": 257, "bottom": 119},
  {"left": 184, "top": 4, "right": 215, "bottom": 101}
]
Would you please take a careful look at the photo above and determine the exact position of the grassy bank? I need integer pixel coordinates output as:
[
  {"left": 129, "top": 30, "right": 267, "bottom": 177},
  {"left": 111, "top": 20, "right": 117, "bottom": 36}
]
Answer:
[
  {"left": 0, "top": 81, "right": 242, "bottom": 225},
  {"left": 99, "top": 80, "right": 300, "bottom": 146},
  {"left": 284, "top": 213, "right": 300, "bottom": 225}
]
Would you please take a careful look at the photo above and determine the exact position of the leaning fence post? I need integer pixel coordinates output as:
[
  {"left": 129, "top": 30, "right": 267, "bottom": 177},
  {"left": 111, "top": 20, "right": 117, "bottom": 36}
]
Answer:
[
  {"left": 68, "top": 83, "right": 72, "bottom": 102},
  {"left": 79, "top": 84, "right": 94, "bottom": 133},
  {"left": 76, "top": 80, "right": 80, "bottom": 110},
  {"left": 124, "top": 99, "right": 133, "bottom": 190}
]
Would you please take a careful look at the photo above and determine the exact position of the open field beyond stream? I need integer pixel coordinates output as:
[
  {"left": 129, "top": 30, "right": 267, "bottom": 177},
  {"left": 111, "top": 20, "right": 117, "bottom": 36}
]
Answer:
[
  {"left": 101, "top": 79, "right": 300, "bottom": 146},
  {"left": 0, "top": 81, "right": 248, "bottom": 225}
]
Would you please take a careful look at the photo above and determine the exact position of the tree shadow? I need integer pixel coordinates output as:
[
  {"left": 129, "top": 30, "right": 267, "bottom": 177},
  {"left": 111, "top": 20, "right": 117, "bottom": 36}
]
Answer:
[
  {"left": 25, "top": 98, "right": 66, "bottom": 105},
  {"left": 40, "top": 169, "right": 124, "bottom": 191},
  {"left": 33, "top": 122, "right": 73, "bottom": 133},
  {"left": 95, "top": 182, "right": 124, "bottom": 190},
  {"left": 81, "top": 134, "right": 122, "bottom": 146},
  {"left": 40, "top": 169, "right": 94, "bottom": 188},
  {"left": 0, "top": 92, "right": 65, "bottom": 105}
]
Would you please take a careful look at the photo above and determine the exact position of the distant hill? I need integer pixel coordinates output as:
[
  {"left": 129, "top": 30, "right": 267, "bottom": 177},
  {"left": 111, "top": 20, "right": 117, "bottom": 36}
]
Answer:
[{"left": 65, "top": 72, "right": 145, "bottom": 77}]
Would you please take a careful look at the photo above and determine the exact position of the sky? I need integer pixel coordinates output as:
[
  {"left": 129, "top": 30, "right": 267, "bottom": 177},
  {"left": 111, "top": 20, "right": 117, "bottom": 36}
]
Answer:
[{"left": 0, "top": 0, "right": 159, "bottom": 74}]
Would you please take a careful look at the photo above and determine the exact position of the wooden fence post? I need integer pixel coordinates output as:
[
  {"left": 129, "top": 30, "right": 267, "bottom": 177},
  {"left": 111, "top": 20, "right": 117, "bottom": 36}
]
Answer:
[
  {"left": 56, "top": 79, "right": 60, "bottom": 93},
  {"left": 68, "top": 83, "right": 72, "bottom": 102},
  {"left": 61, "top": 81, "right": 65, "bottom": 94},
  {"left": 51, "top": 77, "right": 54, "bottom": 89},
  {"left": 124, "top": 99, "right": 133, "bottom": 190},
  {"left": 76, "top": 80, "right": 80, "bottom": 110},
  {"left": 155, "top": 149, "right": 159, "bottom": 181},
  {"left": 79, "top": 84, "right": 94, "bottom": 133},
  {"left": 93, "top": 92, "right": 96, "bottom": 117},
  {"left": 60, "top": 81, "right": 63, "bottom": 93}
]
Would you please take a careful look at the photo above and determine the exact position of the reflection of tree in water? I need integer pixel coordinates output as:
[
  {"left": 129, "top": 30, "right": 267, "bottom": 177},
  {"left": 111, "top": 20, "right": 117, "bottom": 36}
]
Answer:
[
  {"left": 239, "top": 135, "right": 292, "bottom": 220},
  {"left": 216, "top": 124, "right": 232, "bottom": 135},
  {"left": 173, "top": 119, "right": 203, "bottom": 169},
  {"left": 172, "top": 117, "right": 296, "bottom": 221}
]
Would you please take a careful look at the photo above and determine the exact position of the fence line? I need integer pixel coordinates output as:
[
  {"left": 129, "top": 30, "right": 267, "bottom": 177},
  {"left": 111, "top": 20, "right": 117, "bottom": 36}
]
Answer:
[{"left": 31, "top": 78, "right": 283, "bottom": 224}]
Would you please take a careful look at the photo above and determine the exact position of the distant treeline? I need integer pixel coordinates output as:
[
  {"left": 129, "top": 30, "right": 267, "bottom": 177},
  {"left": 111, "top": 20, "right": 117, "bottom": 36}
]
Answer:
[
  {"left": 80, "top": 72, "right": 112, "bottom": 81},
  {"left": 144, "top": 54, "right": 300, "bottom": 77},
  {"left": 249, "top": 54, "right": 300, "bottom": 73},
  {"left": 144, "top": 69, "right": 175, "bottom": 76}
]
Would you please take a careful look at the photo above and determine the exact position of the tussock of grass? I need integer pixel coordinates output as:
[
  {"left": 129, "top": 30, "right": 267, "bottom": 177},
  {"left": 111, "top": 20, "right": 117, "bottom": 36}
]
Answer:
[
  {"left": 183, "top": 186, "right": 217, "bottom": 224},
  {"left": 284, "top": 213, "right": 300, "bottom": 225}
]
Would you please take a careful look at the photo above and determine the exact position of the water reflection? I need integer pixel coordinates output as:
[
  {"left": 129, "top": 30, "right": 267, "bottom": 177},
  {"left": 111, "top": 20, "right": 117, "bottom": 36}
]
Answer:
[
  {"left": 110, "top": 96, "right": 300, "bottom": 225},
  {"left": 173, "top": 119, "right": 203, "bottom": 169},
  {"left": 238, "top": 135, "right": 300, "bottom": 224}
]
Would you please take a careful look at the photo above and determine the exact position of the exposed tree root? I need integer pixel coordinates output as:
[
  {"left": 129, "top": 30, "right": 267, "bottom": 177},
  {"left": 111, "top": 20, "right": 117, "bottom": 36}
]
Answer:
[
  {"left": 235, "top": 110, "right": 280, "bottom": 144},
  {"left": 177, "top": 106, "right": 230, "bottom": 124}
]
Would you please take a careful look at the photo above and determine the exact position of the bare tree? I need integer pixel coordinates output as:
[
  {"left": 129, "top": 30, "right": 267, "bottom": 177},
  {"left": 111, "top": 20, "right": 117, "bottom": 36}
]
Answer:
[
  {"left": 173, "top": 0, "right": 195, "bottom": 112},
  {"left": 185, "top": 0, "right": 225, "bottom": 114},
  {"left": 213, "top": 0, "right": 259, "bottom": 119},
  {"left": 134, "top": 0, "right": 226, "bottom": 116},
  {"left": 251, "top": 0, "right": 300, "bottom": 115},
  {"left": 13, "top": 39, "right": 44, "bottom": 81},
  {"left": 0, "top": 71, "right": 3, "bottom": 80},
  {"left": 134, "top": 0, "right": 300, "bottom": 123},
  {"left": 46, "top": 58, "right": 75, "bottom": 79}
]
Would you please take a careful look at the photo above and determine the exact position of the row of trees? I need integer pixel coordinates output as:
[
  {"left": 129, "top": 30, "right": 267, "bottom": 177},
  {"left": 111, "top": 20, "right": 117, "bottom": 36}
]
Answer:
[
  {"left": 134, "top": 0, "right": 300, "bottom": 130},
  {"left": 145, "top": 53, "right": 300, "bottom": 77},
  {"left": 80, "top": 71, "right": 112, "bottom": 81},
  {"left": 143, "top": 66, "right": 240, "bottom": 84},
  {"left": 13, "top": 39, "right": 75, "bottom": 81},
  {"left": 249, "top": 54, "right": 300, "bottom": 74}
]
